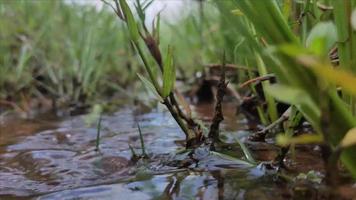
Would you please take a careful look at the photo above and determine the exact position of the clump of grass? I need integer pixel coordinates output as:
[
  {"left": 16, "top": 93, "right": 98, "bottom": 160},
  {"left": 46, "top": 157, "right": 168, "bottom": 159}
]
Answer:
[
  {"left": 110, "top": 0, "right": 205, "bottom": 148},
  {"left": 222, "top": 0, "right": 356, "bottom": 180},
  {"left": 111, "top": 0, "right": 249, "bottom": 154},
  {"left": 0, "top": 1, "right": 139, "bottom": 114}
]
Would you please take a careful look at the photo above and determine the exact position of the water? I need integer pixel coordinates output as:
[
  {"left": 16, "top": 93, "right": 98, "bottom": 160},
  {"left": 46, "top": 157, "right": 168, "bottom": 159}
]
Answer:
[{"left": 0, "top": 104, "right": 355, "bottom": 199}]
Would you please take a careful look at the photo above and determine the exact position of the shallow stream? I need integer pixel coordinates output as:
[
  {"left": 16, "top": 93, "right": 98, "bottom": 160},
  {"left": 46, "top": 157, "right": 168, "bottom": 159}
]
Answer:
[{"left": 0, "top": 103, "right": 354, "bottom": 199}]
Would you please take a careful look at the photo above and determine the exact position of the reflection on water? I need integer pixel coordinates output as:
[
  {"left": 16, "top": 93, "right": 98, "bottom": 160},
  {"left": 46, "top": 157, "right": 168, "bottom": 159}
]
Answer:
[
  {"left": 0, "top": 105, "right": 355, "bottom": 199},
  {"left": 38, "top": 168, "right": 290, "bottom": 200}
]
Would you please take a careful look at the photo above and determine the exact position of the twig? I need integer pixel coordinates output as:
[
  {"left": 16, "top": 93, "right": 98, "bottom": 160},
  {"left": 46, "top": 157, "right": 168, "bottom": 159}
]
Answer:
[
  {"left": 239, "top": 74, "right": 275, "bottom": 89},
  {"left": 249, "top": 107, "right": 291, "bottom": 141},
  {"left": 0, "top": 100, "right": 25, "bottom": 113}
]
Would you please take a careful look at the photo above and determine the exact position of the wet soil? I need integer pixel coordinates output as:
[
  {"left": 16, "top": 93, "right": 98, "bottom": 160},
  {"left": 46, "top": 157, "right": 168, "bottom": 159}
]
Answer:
[{"left": 0, "top": 103, "right": 355, "bottom": 200}]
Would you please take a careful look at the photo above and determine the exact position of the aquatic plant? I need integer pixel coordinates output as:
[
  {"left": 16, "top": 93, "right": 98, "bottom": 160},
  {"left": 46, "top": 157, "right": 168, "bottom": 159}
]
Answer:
[
  {"left": 2, "top": 0, "right": 356, "bottom": 187},
  {"left": 108, "top": 0, "right": 206, "bottom": 148},
  {"left": 228, "top": 0, "right": 356, "bottom": 180}
]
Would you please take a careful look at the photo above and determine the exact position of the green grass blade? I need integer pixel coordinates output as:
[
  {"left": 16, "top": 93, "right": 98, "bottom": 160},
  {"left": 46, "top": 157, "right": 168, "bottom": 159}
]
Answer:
[
  {"left": 162, "top": 46, "right": 175, "bottom": 98},
  {"left": 95, "top": 114, "right": 102, "bottom": 151},
  {"left": 118, "top": 0, "right": 139, "bottom": 42}
]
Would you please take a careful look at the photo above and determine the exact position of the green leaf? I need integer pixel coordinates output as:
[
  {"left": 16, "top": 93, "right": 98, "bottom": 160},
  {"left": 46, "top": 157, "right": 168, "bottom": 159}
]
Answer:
[
  {"left": 278, "top": 44, "right": 309, "bottom": 57},
  {"left": 135, "top": 43, "right": 161, "bottom": 92},
  {"left": 265, "top": 84, "right": 320, "bottom": 124},
  {"left": 137, "top": 73, "right": 163, "bottom": 101},
  {"left": 265, "top": 84, "right": 314, "bottom": 107},
  {"left": 352, "top": 9, "right": 356, "bottom": 31},
  {"left": 119, "top": 0, "right": 140, "bottom": 42},
  {"left": 154, "top": 13, "right": 161, "bottom": 41},
  {"left": 299, "top": 56, "right": 356, "bottom": 96},
  {"left": 276, "top": 133, "right": 323, "bottom": 147},
  {"left": 137, "top": 123, "right": 147, "bottom": 156},
  {"left": 162, "top": 46, "right": 175, "bottom": 98},
  {"left": 134, "top": 0, "right": 145, "bottom": 22},
  {"left": 210, "top": 151, "right": 254, "bottom": 166},
  {"left": 231, "top": 9, "right": 244, "bottom": 16},
  {"left": 340, "top": 128, "right": 356, "bottom": 148},
  {"left": 305, "top": 21, "right": 337, "bottom": 55},
  {"left": 282, "top": 0, "right": 292, "bottom": 21}
]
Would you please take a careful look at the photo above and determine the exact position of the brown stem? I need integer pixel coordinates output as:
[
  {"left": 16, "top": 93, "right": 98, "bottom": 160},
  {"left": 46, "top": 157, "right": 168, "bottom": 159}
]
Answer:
[
  {"left": 208, "top": 57, "right": 228, "bottom": 144},
  {"left": 0, "top": 100, "right": 24, "bottom": 113},
  {"left": 249, "top": 107, "right": 291, "bottom": 141},
  {"left": 239, "top": 74, "right": 275, "bottom": 89},
  {"left": 321, "top": 144, "right": 341, "bottom": 187},
  {"left": 169, "top": 93, "right": 201, "bottom": 134},
  {"left": 162, "top": 98, "right": 196, "bottom": 148}
]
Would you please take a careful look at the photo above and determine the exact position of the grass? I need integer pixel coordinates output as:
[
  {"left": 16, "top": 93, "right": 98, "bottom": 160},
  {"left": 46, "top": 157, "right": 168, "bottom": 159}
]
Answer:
[
  {"left": 2, "top": 0, "right": 356, "bottom": 184},
  {"left": 95, "top": 114, "right": 103, "bottom": 151},
  {"left": 0, "top": 0, "right": 140, "bottom": 112},
  {"left": 229, "top": 0, "right": 356, "bottom": 179},
  {"left": 114, "top": 0, "right": 356, "bottom": 181}
]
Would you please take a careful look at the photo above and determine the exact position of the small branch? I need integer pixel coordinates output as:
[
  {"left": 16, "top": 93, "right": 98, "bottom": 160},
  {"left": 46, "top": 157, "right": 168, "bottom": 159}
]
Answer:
[
  {"left": 249, "top": 107, "right": 291, "bottom": 141},
  {"left": 0, "top": 100, "right": 25, "bottom": 113},
  {"left": 239, "top": 74, "right": 275, "bottom": 89}
]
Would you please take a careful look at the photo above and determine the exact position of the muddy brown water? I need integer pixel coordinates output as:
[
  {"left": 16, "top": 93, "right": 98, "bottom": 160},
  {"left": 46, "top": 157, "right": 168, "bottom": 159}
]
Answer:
[{"left": 0, "top": 103, "right": 355, "bottom": 200}]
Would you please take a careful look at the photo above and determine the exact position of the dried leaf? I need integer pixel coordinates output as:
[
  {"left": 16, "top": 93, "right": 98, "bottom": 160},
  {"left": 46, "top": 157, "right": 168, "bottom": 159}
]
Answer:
[{"left": 340, "top": 128, "right": 356, "bottom": 148}]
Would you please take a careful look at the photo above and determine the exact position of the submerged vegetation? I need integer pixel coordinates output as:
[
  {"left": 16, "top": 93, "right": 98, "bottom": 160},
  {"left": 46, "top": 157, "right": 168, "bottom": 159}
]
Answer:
[{"left": 1, "top": 0, "right": 356, "bottom": 199}]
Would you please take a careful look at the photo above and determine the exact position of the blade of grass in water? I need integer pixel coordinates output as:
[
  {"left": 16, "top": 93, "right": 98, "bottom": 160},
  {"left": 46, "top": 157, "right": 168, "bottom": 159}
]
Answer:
[
  {"left": 95, "top": 114, "right": 102, "bottom": 151},
  {"left": 234, "top": 138, "right": 257, "bottom": 165},
  {"left": 137, "top": 123, "right": 147, "bottom": 157}
]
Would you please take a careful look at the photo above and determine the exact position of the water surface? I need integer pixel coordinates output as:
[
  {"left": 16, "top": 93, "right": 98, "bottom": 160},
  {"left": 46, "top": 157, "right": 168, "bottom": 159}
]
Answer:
[{"left": 0, "top": 104, "right": 355, "bottom": 199}]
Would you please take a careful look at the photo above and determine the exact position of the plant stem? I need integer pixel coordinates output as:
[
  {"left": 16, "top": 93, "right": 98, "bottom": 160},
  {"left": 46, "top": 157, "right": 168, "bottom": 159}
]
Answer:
[
  {"left": 95, "top": 114, "right": 102, "bottom": 151},
  {"left": 162, "top": 98, "right": 196, "bottom": 147}
]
